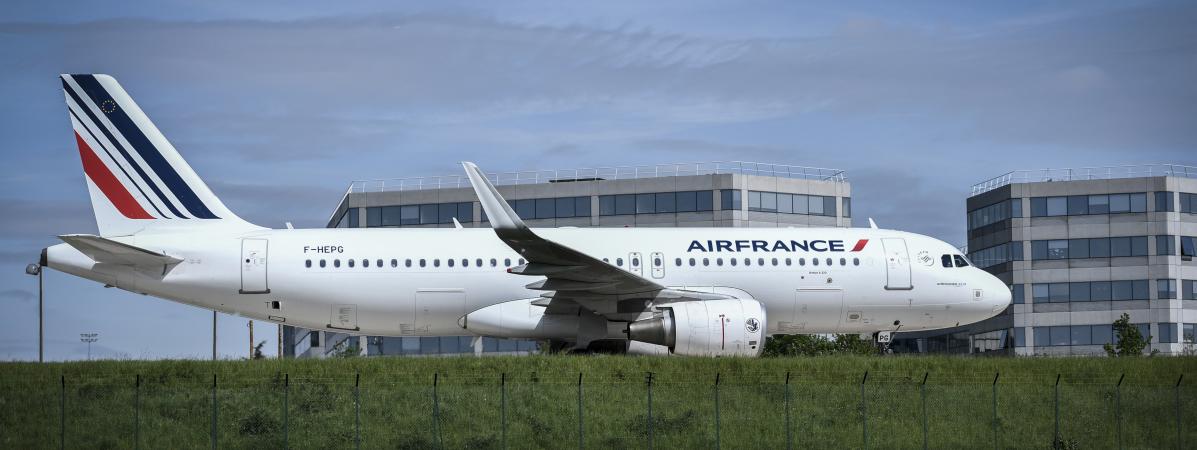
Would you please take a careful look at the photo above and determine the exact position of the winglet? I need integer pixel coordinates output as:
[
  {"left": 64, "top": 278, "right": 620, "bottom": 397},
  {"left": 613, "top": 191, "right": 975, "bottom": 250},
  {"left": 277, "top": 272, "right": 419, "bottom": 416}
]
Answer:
[
  {"left": 868, "top": 218, "right": 879, "bottom": 229},
  {"left": 462, "top": 162, "right": 527, "bottom": 230}
]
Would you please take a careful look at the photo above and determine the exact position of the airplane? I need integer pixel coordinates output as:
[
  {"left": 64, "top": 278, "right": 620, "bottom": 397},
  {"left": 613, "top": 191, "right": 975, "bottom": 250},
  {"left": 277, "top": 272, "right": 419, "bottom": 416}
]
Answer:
[{"left": 41, "top": 74, "right": 1011, "bottom": 357}]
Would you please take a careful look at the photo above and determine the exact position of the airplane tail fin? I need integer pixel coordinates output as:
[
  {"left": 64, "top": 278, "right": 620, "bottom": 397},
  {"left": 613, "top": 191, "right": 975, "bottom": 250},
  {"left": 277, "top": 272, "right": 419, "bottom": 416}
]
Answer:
[{"left": 60, "top": 74, "right": 258, "bottom": 236}]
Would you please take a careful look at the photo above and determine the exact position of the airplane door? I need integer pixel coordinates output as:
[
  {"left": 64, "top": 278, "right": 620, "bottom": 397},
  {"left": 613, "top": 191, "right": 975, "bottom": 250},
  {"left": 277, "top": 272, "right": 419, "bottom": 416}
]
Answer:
[
  {"left": 629, "top": 252, "right": 643, "bottom": 276},
  {"left": 650, "top": 252, "right": 665, "bottom": 279},
  {"left": 778, "top": 289, "right": 843, "bottom": 333},
  {"left": 881, "top": 238, "right": 913, "bottom": 290},
  {"left": 413, "top": 289, "right": 466, "bottom": 335},
  {"left": 240, "top": 239, "right": 270, "bottom": 294}
]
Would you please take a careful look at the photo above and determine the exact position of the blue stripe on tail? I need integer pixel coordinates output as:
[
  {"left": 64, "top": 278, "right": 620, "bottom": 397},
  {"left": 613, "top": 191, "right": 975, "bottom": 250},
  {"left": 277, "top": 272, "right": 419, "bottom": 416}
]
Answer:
[{"left": 71, "top": 75, "right": 220, "bottom": 219}]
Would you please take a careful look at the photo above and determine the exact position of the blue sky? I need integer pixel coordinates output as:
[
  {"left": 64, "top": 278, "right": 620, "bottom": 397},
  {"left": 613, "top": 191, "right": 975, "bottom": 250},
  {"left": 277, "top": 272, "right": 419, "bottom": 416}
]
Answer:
[{"left": 1, "top": 0, "right": 1194, "bottom": 360}]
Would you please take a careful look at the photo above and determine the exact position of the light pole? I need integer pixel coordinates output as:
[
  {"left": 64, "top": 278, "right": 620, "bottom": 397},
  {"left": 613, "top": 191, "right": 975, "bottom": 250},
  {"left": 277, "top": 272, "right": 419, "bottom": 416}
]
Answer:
[
  {"left": 80, "top": 333, "right": 98, "bottom": 360},
  {"left": 24, "top": 263, "right": 42, "bottom": 363}
]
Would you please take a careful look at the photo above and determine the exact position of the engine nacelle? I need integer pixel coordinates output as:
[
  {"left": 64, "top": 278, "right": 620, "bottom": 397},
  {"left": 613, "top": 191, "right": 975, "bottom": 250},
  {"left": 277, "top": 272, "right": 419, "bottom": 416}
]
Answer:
[
  {"left": 627, "top": 299, "right": 766, "bottom": 357},
  {"left": 459, "top": 298, "right": 605, "bottom": 342}
]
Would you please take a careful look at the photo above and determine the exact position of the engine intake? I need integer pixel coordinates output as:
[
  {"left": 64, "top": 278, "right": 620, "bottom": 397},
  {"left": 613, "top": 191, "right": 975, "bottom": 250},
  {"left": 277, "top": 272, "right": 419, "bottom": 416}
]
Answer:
[{"left": 627, "top": 298, "right": 766, "bottom": 357}]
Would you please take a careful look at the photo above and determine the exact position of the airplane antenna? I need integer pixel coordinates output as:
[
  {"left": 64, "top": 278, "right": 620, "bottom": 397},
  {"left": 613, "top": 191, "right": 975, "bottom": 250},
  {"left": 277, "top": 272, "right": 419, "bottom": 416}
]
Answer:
[{"left": 868, "top": 218, "right": 879, "bottom": 229}]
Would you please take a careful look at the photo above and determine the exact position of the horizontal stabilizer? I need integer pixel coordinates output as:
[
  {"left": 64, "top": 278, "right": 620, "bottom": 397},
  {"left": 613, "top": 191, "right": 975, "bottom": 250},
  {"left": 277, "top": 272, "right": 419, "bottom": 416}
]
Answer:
[{"left": 58, "top": 234, "right": 182, "bottom": 266}]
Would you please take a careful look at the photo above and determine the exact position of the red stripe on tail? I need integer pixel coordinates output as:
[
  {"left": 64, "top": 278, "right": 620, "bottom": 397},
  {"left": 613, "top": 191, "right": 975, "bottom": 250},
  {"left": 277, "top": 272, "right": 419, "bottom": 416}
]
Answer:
[
  {"left": 75, "top": 132, "right": 154, "bottom": 219},
  {"left": 851, "top": 239, "right": 869, "bottom": 252}
]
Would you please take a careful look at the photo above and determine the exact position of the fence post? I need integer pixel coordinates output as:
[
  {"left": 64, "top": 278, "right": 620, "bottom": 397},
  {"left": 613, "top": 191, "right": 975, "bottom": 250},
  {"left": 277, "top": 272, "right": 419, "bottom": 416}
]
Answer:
[
  {"left": 500, "top": 373, "right": 507, "bottom": 450},
  {"left": 647, "top": 372, "right": 654, "bottom": 450},
  {"left": 211, "top": 374, "right": 217, "bottom": 450},
  {"left": 785, "top": 372, "right": 792, "bottom": 450},
  {"left": 1177, "top": 374, "right": 1184, "bottom": 450},
  {"left": 432, "top": 373, "right": 442, "bottom": 450},
  {"left": 355, "top": 373, "right": 361, "bottom": 450},
  {"left": 283, "top": 374, "right": 289, "bottom": 450},
  {"left": 135, "top": 374, "right": 140, "bottom": 450},
  {"left": 577, "top": 372, "right": 583, "bottom": 450},
  {"left": 920, "top": 372, "right": 929, "bottom": 450},
  {"left": 714, "top": 373, "right": 721, "bottom": 450},
  {"left": 1116, "top": 374, "right": 1124, "bottom": 450},
  {"left": 860, "top": 371, "right": 869, "bottom": 450},
  {"left": 992, "top": 372, "right": 999, "bottom": 450},
  {"left": 59, "top": 374, "right": 64, "bottom": 450},
  {"left": 1053, "top": 374, "right": 1061, "bottom": 448}
]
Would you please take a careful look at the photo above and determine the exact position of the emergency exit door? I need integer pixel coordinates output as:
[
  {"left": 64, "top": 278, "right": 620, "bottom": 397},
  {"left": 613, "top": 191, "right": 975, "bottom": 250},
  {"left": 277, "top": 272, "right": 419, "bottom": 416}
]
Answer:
[
  {"left": 240, "top": 239, "right": 270, "bottom": 294},
  {"left": 629, "top": 252, "right": 643, "bottom": 276},
  {"left": 881, "top": 238, "right": 912, "bottom": 290},
  {"left": 650, "top": 252, "right": 665, "bottom": 279}
]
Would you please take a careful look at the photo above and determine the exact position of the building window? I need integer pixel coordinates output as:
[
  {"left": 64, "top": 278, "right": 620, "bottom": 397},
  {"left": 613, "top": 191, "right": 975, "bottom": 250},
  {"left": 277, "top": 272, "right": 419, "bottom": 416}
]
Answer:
[
  {"left": 1156, "top": 235, "right": 1175, "bottom": 255},
  {"left": 842, "top": 198, "right": 852, "bottom": 218},
  {"left": 1184, "top": 324, "right": 1196, "bottom": 344},
  {"left": 1159, "top": 323, "right": 1177, "bottom": 344},
  {"left": 968, "top": 199, "right": 1020, "bottom": 230},
  {"left": 1182, "top": 280, "right": 1197, "bottom": 300},
  {"left": 969, "top": 242, "right": 1022, "bottom": 268},
  {"left": 1182, "top": 236, "right": 1196, "bottom": 260},
  {"left": 1155, "top": 191, "right": 1174, "bottom": 212},
  {"left": 1030, "top": 193, "right": 1149, "bottom": 217},
  {"left": 1012, "top": 284, "right": 1024, "bottom": 304},
  {"left": 1158, "top": 279, "right": 1177, "bottom": 300},
  {"left": 1181, "top": 193, "right": 1195, "bottom": 214},
  {"left": 720, "top": 190, "right": 742, "bottom": 211},
  {"left": 1030, "top": 237, "right": 1149, "bottom": 260}
]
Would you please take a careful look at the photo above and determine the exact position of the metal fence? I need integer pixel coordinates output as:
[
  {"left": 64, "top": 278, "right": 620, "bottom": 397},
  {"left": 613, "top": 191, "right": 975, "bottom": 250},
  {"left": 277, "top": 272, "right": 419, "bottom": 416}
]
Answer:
[
  {"left": 2, "top": 372, "right": 1192, "bottom": 449},
  {"left": 970, "top": 164, "right": 1197, "bottom": 196}
]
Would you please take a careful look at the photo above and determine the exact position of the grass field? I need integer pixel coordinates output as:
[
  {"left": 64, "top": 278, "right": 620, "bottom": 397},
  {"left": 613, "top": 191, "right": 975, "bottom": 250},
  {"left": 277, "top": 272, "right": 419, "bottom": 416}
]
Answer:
[{"left": 1, "top": 355, "right": 1194, "bottom": 449}]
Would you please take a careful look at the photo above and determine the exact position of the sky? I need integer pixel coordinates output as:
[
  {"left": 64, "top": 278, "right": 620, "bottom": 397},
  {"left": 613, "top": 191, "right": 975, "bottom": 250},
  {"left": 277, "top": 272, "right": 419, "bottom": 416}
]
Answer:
[{"left": 0, "top": 0, "right": 1194, "bottom": 361}]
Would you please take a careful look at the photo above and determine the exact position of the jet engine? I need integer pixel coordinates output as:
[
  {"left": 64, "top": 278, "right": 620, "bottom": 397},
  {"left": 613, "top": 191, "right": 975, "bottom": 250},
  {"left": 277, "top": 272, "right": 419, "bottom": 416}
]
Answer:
[{"left": 627, "top": 299, "right": 766, "bottom": 357}]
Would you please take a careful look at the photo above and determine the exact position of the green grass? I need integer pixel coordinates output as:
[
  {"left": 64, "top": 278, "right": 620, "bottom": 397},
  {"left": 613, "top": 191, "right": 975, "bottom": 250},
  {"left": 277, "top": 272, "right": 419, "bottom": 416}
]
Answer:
[{"left": 1, "top": 355, "right": 1194, "bottom": 449}]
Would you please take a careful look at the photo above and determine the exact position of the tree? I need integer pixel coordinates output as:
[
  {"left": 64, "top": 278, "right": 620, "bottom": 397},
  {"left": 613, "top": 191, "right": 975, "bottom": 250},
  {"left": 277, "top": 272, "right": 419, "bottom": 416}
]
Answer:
[{"left": 1103, "top": 313, "right": 1154, "bottom": 357}]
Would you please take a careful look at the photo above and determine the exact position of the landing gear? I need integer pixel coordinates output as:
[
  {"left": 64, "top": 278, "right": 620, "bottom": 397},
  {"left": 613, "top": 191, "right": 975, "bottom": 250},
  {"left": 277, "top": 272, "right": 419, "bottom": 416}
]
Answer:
[{"left": 874, "top": 331, "right": 894, "bottom": 354}]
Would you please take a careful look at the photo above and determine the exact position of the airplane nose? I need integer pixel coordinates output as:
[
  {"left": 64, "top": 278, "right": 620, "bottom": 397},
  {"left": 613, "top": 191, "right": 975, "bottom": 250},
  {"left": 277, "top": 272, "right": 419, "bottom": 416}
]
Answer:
[{"left": 987, "top": 274, "right": 1012, "bottom": 312}]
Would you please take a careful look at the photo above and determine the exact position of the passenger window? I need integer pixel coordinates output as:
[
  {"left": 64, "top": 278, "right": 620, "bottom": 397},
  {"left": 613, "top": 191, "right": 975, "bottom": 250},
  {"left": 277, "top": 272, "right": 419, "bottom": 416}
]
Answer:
[
  {"left": 362, "top": 259, "right": 369, "bottom": 268},
  {"left": 840, "top": 258, "right": 846, "bottom": 266},
  {"left": 490, "top": 258, "right": 498, "bottom": 267},
  {"left": 953, "top": 255, "right": 970, "bottom": 267},
  {"left": 825, "top": 258, "right": 832, "bottom": 266},
  {"left": 673, "top": 258, "right": 681, "bottom": 267},
  {"left": 703, "top": 258, "right": 710, "bottom": 266},
  {"left": 716, "top": 258, "right": 724, "bottom": 266},
  {"left": 799, "top": 258, "right": 806, "bottom": 266},
  {"left": 334, "top": 259, "right": 341, "bottom": 268},
  {"left": 319, "top": 259, "right": 326, "bottom": 268},
  {"left": 616, "top": 258, "right": 623, "bottom": 266},
  {"left": 853, "top": 258, "right": 860, "bottom": 266},
  {"left": 941, "top": 255, "right": 953, "bottom": 268},
  {"left": 391, "top": 259, "right": 398, "bottom": 268},
  {"left": 519, "top": 258, "right": 525, "bottom": 265},
  {"left": 447, "top": 259, "right": 454, "bottom": 267},
  {"left": 785, "top": 258, "right": 792, "bottom": 266},
  {"left": 476, "top": 258, "right": 483, "bottom": 267},
  {"left": 419, "top": 259, "right": 426, "bottom": 267},
  {"left": 689, "top": 258, "right": 696, "bottom": 266},
  {"left": 730, "top": 258, "right": 737, "bottom": 266},
  {"left": 504, "top": 258, "right": 511, "bottom": 266},
  {"left": 632, "top": 257, "right": 640, "bottom": 266},
  {"left": 347, "top": 259, "right": 355, "bottom": 268},
  {"left": 769, "top": 258, "right": 775, "bottom": 266},
  {"left": 603, "top": 258, "right": 609, "bottom": 263},
  {"left": 812, "top": 258, "right": 819, "bottom": 266},
  {"left": 405, "top": 259, "right": 412, "bottom": 268},
  {"left": 305, "top": 259, "right": 311, "bottom": 268},
  {"left": 434, "top": 259, "right": 441, "bottom": 267},
  {"left": 377, "top": 259, "right": 384, "bottom": 268}
]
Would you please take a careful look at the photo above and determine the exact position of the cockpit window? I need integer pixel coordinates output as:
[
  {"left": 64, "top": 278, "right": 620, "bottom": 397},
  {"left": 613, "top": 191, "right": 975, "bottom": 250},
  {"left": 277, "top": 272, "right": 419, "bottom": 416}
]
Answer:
[
  {"left": 941, "top": 255, "right": 952, "bottom": 268},
  {"left": 953, "top": 255, "right": 969, "bottom": 267}
]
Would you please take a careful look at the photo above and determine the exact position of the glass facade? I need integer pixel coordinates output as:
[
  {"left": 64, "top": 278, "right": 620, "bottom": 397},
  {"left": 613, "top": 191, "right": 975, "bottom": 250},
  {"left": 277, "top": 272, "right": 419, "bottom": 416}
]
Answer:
[
  {"left": 1181, "top": 192, "right": 1196, "bottom": 213},
  {"left": 1032, "top": 323, "right": 1146, "bottom": 347},
  {"left": 599, "top": 191, "right": 712, "bottom": 216},
  {"left": 1030, "top": 280, "right": 1150, "bottom": 302},
  {"left": 1029, "top": 193, "right": 1148, "bottom": 216},
  {"left": 744, "top": 190, "right": 839, "bottom": 216},
  {"left": 967, "top": 198, "right": 1021, "bottom": 230},
  {"left": 1029, "top": 236, "right": 1149, "bottom": 260},
  {"left": 364, "top": 202, "right": 473, "bottom": 227}
]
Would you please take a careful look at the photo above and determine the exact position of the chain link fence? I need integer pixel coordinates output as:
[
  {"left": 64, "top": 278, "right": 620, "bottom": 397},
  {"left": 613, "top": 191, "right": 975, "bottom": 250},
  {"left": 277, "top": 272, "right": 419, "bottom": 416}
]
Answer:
[{"left": 2, "top": 371, "right": 1191, "bottom": 449}]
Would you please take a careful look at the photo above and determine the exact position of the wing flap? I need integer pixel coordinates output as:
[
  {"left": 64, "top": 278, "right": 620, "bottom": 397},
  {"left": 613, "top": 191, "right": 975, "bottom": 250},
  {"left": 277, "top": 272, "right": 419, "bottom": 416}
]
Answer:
[{"left": 59, "top": 234, "right": 182, "bottom": 266}]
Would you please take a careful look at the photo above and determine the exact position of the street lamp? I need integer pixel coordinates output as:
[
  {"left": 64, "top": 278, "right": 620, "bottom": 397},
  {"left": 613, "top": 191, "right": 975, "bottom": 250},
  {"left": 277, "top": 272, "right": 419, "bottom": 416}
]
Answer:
[
  {"left": 24, "top": 262, "right": 43, "bottom": 363},
  {"left": 80, "top": 333, "right": 99, "bottom": 360}
]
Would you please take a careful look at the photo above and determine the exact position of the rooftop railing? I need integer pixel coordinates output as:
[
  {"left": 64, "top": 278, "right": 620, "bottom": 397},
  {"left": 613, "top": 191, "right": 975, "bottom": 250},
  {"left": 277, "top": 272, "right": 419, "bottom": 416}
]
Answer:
[
  {"left": 971, "top": 164, "right": 1197, "bottom": 196},
  {"left": 344, "top": 161, "right": 847, "bottom": 194}
]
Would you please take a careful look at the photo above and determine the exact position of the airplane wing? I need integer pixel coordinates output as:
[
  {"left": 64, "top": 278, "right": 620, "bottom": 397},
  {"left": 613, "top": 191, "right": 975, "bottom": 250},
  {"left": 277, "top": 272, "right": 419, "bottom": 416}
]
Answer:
[
  {"left": 58, "top": 234, "right": 183, "bottom": 266},
  {"left": 462, "top": 162, "right": 731, "bottom": 317}
]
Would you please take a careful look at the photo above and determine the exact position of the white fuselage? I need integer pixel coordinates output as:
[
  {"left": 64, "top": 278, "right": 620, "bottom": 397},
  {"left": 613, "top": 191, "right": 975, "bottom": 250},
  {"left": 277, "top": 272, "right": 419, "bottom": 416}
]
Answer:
[{"left": 46, "top": 227, "right": 1010, "bottom": 340}]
